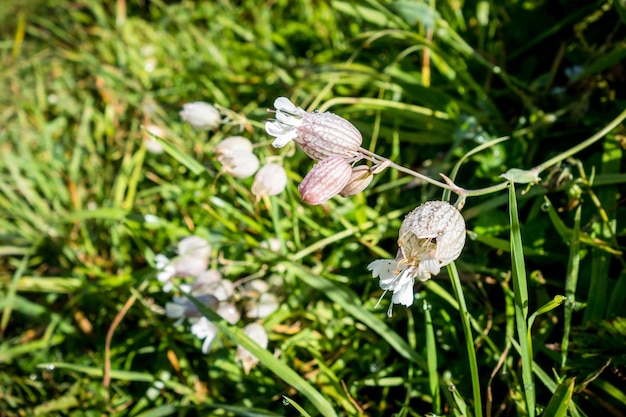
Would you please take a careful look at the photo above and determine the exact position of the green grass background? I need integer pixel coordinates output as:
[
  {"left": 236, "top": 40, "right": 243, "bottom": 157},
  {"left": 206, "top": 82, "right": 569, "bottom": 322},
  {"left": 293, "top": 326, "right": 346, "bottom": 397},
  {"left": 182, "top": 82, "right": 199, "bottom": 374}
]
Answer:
[{"left": 1, "top": 0, "right": 625, "bottom": 416}]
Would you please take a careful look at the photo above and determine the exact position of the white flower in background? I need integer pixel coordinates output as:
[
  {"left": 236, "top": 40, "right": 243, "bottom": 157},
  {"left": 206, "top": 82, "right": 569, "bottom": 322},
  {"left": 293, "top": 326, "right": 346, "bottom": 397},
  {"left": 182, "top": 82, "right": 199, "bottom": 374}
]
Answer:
[
  {"left": 215, "top": 136, "right": 254, "bottom": 155},
  {"left": 190, "top": 317, "right": 219, "bottom": 354},
  {"left": 368, "top": 201, "right": 466, "bottom": 315},
  {"left": 179, "top": 101, "right": 222, "bottom": 130},
  {"left": 216, "top": 302, "right": 241, "bottom": 324},
  {"left": 214, "top": 136, "right": 260, "bottom": 179},
  {"left": 216, "top": 149, "right": 260, "bottom": 179},
  {"left": 172, "top": 236, "right": 211, "bottom": 277},
  {"left": 252, "top": 163, "right": 288, "bottom": 197},
  {"left": 265, "top": 97, "right": 363, "bottom": 161},
  {"left": 236, "top": 322, "right": 269, "bottom": 374},
  {"left": 165, "top": 293, "right": 218, "bottom": 325},
  {"left": 155, "top": 254, "right": 176, "bottom": 293},
  {"left": 246, "top": 292, "right": 279, "bottom": 319},
  {"left": 144, "top": 124, "right": 165, "bottom": 154}
]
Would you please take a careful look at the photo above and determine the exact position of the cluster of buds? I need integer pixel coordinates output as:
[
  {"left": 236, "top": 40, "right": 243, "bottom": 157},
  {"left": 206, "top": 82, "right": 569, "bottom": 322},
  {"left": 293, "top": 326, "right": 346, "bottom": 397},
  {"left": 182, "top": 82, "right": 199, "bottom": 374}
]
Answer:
[
  {"left": 265, "top": 97, "right": 384, "bottom": 205},
  {"left": 368, "top": 201, "right": 466, "bottom": 316},
  {"left": 155, "top": 236, "right": 278, "bottom": 370},
  {"left": 179, "top": 101, "right": 288, "bottom": 198}
]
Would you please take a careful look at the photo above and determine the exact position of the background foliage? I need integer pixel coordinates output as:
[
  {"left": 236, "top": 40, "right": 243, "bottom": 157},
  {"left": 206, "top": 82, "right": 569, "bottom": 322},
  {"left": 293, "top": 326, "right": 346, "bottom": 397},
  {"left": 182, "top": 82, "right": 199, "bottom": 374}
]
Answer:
[{"left": 1, "top": 0, "right": 625, "bottom": 416}]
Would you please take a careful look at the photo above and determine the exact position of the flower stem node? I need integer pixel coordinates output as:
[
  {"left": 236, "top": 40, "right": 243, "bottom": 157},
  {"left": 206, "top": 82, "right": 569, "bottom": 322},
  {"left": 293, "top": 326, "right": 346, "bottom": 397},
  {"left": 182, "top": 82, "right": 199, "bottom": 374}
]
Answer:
[
  {"left": 368, "top": 201, "right": 466, "bottom": 315},
  {"left": 265, "top": 97, "right": 363, "bottom": 161}
]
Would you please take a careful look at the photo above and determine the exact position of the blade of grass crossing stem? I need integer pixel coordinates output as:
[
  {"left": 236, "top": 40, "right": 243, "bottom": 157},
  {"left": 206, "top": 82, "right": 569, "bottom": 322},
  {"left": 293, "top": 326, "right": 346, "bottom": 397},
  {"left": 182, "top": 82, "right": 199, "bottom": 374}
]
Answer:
[
  {"left": 508, "top": 182, "right": 535, "bottom": 417},
  {"left": 447, "top": 262, "right": 482, "bottom": 417},
  {"left": 283, "top": 261, "right": 428, "bottom": 369},
  {"left": 542, "top": 378, "right": 575, "bottom": 417},
  {"left": 562, "top": 205, "right": 581, "bottom": 367},
  {"left": 423, "top": 300, "right": 441, "bottom": 415},
  {"left": 185, "top": 294, "right": 338, "bottom": 417}
]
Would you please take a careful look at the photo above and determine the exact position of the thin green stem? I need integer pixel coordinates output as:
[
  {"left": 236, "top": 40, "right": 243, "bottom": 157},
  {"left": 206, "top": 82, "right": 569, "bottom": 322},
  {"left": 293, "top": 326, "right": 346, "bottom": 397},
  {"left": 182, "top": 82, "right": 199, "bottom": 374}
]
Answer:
[{"left": 535, "top": 107, "right": 626, "bottom": 174}]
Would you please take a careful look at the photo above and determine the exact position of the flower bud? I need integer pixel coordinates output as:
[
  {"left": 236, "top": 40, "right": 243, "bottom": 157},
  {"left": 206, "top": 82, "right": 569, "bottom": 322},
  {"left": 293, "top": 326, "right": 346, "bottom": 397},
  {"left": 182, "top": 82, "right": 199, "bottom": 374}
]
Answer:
[
  {"left": 173, "top": 236, "right": 211, "bottom": 277},
  {"left": 298, "top": 156, "right": 352, "bottom": 205},
  {"left": 217, "top": 150, "right": 260, "bottom": 179},
  {"left": 215, "top": 136, "right": 253, "bottom": 156},
  {"left": 179, "top": 101, "right": 222, "bottom": 130},
  {"left": 339, "top": 165, "right": 374, "bottom": 197},
  {"left": 252, "top": 163, "right": 288, "bottom": 197}
]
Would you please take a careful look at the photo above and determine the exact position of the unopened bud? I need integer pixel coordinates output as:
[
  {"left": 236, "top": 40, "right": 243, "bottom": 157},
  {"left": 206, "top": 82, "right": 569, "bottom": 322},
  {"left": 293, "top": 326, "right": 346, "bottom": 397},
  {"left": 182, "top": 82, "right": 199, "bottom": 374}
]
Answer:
[
  {"left": 252, "top": 163, "right": 288, "bottom": 197},
  {"left": 298, "top": 156, "right": 352, "bottom": 205},
  {"left": 339, "top": 165, "right": 374, "bottom": 197},
  {"left": 215, "top": 136, "right": 254, "bottom": 156},
  {"left": 179, "top": 101, "right": 222, "bottom": 130}
]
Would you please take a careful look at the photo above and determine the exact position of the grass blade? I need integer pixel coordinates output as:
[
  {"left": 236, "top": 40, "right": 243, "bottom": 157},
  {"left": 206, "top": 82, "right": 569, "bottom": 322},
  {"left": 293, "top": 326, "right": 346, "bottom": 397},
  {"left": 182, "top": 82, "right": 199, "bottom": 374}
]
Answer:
[{"left": 508, "top": 181, "right": 535, "bottom": 417}]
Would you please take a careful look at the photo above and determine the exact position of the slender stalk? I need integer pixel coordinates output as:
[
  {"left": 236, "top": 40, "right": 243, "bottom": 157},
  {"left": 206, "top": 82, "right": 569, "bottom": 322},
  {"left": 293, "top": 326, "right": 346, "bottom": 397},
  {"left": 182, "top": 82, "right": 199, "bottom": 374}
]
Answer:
[
  {"left": 448, "top": 262, "right": 483, "bottom": 417},
  {"left": 357, "top": 107, "right": 626, "bottom": 200}
]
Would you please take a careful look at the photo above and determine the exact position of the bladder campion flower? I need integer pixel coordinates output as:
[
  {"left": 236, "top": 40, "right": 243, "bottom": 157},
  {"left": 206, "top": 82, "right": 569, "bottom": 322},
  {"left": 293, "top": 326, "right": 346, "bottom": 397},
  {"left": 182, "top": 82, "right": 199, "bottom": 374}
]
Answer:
[
  {"left": 179, "top": 101, "right": 222, "bottom": 130},
  {"left": 265, "top": 97, "right": 363, "bottom": 161},
  {"left": 368, "top": 201, "right": 466, "bottom": 315},
  {"left": 173, "top": 236, "right": 212, "bottom": 277},
  {"left": 235, "top": 322, "right": 269, "bottom": 374},
  {"left": 252, "top": 163, "right": 288, "bottom": 197}
]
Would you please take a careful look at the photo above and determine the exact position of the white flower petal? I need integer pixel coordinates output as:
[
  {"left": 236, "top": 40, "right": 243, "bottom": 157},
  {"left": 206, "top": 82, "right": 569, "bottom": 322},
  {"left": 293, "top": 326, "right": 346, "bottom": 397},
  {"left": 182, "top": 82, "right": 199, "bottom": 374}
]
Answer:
[
  {"left": 368, "top": 259, "right": 398, "bottom": 281},
  {"left": 276, "top": 110, "right": 302, "bottom": 127},
  {"left": 165, "top": 302, "right": 186, "bottom": 319},
  {"left": 271, "top": 130, "right": 298, "bottom": 148},
  {"left": 274, "top": 97, "right": 298, "bottom": 113}
]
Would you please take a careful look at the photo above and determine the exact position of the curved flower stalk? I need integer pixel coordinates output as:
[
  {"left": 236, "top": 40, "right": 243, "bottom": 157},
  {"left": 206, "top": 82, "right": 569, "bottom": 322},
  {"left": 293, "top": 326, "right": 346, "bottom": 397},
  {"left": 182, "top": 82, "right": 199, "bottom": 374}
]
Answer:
[{"left": 368, "top": 201, "right": 466, "bottom": 316}]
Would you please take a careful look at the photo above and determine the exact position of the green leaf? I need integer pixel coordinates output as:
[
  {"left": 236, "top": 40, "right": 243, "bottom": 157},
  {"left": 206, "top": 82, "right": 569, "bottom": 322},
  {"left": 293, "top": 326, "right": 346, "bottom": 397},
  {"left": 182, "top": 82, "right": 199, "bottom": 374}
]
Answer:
[{"left": 543, "top": 378, "right": 575, "bottom": 417}]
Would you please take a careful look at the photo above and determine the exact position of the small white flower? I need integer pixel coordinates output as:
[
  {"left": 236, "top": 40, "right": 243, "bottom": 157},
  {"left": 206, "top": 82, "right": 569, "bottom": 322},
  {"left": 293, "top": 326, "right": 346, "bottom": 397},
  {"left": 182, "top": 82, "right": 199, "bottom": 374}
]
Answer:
[
  {"left": 144, "top": 125, "right": 165, "bottom": 154},
  {"left": 217, "top": 150, "right": 260, "bottom": 179},
  {"left": 173, "top": 236, "right": 211, "bottom": 277},
  {"left": 368, "top": 201, "right": 466, "bottom": 315},
  {"left": 155, "top": 254, "right": 176, "bottom": 293},
  {"left": 216, "top": 302, "right": 241, "bottom": 324},
  {"left": 246, "top": 292, "right": 279, "bottom": 319},
  {"left": 190, "top": 317, "right": 219, "bottom": 354},
  {"left": 179, "top": 101, "right": 222, "bottom": 131},
  {"left": 265, "top": 97, "right": 363, "bottom": 161},
  {"left": 236, "top": 323, "right": 268, "bottom": 374},
  {"left": 252, "top": 163, "right": 288, "bottom": 197},
  {"left": 215, "top": 136, "right": 254, "bottom": 155}
]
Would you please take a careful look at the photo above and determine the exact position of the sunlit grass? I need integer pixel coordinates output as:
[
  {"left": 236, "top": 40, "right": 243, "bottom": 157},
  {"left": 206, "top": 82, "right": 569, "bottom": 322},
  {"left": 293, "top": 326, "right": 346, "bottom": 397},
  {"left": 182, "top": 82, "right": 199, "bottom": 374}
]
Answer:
[{"left": 1, "top": 0, "right": 625, "bottom": 416}]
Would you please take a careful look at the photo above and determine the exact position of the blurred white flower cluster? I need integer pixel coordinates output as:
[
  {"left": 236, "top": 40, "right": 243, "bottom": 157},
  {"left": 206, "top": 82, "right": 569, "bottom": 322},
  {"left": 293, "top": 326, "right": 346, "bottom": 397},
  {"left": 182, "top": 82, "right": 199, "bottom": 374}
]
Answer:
[
  {"left": 179, "top": 101, "right": 289, "bottom": 198},
  {"left": 155, "top": 235, "right": 278, "bottom": 371},
  {"left": 265, "top": 97, "right": 384, "bottom": 205}
]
